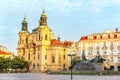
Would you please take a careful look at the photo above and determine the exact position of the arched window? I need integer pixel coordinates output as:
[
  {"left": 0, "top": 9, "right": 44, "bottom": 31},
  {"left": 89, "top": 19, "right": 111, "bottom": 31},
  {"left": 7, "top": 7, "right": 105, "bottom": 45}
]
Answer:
[
  {"left": 33, "top": 64, "right": 35, "bottom": 69},
  {"left": 26, "top": 38, "right": 28, "bottom": 43},
  {"left": 110, "top": 34, "right": 114, "bottom": 38},
  {"left": 52, "top": 56, "right": 55, "bottom": 63},
  {"left": 39, "top": 34, "right": 40, "bottom": 40},
  {"left": 45, "top": 34, "right": 47, "bottom": 40},
  {"left": 28, "top": 53, "right": 30, "bottom": 60}
]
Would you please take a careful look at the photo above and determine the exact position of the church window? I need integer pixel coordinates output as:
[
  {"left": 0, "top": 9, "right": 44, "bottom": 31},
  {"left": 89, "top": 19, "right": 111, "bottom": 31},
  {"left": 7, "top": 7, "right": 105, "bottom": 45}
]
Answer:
[
  {"left": 59, "top": 56, "right": 61, "bottom": 63},
  {"left": 63, "top": 49, "right": 65, "bottom": 52},
  {"left": 63, "top": 64, "right": 65, "bottom": 69},
  {"left": 52, "top": 56, "right": 55, "bottom": 63},
  {"left": 63, "top": 55, "right": 65, "bottom": 59},
  {"left": 34, "top": 56, "right": 35, "bottom": 60},
  {"left": 41, "top": 36, "right": 43, "bottom": 40},
  {"left": 33, "top": 64, "right": 35, "bottom": 69},
  {"left": 22, "top": 40, "right": 24, "bottom": 44},
  {"left": 26, "top": 38, "right": 28, "bottom": 44},
  {"left": 19, "top": 37, "right": 21, "bottom": 44},
  {"left": 45, "top": 34, "right": 47, "bottom": 40},
  {"left": 28, "top": 53, "right": 30, "bottom": 60},
  {"left": 39, "top": 34, "right": 40, "bottom": 40},
  {"left": 38, "top": 55, "right": 39, "bottom": 59},
  {"left": 45, "top": 55, "right": 47, "bottom": 59}
]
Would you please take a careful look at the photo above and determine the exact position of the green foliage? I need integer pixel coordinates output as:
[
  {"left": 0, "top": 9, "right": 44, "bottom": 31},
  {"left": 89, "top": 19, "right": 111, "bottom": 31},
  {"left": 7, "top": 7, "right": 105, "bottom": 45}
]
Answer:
[
  {"left": 0, "top": 57, "right": 11, "bottom": 72},
  {"left": 0, "top": 56, "right": 29, "bottom": 72},
  {"left": 11, "top": 56, "right": 29, "bottom": 69}
]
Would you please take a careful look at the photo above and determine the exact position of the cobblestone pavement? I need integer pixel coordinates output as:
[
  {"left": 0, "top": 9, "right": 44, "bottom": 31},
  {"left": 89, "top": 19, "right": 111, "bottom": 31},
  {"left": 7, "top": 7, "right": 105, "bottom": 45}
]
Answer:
[{"left": 0, "top": 73, "right": 120, "bottom": 80}]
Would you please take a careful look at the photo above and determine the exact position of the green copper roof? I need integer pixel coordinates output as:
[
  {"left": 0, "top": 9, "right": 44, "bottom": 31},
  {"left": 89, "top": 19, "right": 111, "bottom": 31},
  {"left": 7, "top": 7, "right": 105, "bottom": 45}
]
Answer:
[
  {"left": 22, "top": 15, "right": 28, "bottom": 23},
  {"left": 32, "top": 28, "right": 38, "bottom": 32}
]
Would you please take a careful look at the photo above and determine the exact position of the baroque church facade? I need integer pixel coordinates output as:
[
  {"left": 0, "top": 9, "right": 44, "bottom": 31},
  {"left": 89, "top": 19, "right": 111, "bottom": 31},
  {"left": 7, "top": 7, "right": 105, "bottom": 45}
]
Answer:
[{"left": 17, "top": 10, "right": 72, "bottom": 72}]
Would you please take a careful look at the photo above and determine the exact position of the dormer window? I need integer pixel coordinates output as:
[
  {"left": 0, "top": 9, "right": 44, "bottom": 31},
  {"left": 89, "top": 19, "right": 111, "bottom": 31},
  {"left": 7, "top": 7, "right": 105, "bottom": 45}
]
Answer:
[
  {"left": 97, "top": 35, "right": 100, "bottom": 39},
  {"left": 103, "top": 34, "right": 107, "bottom": 39},
  {"left": 110, "top": 34, "right": 114, "bottom": 38},
  {"left": 118, "top": 34, "right": 120, "bottom": 38}
]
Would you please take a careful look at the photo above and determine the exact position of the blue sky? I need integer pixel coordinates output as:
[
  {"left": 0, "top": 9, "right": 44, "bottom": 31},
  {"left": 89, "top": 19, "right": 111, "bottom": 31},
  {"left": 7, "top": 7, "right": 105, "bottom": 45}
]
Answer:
[{"left": 1, "top": 0, "right": 120, "bottom": 54}]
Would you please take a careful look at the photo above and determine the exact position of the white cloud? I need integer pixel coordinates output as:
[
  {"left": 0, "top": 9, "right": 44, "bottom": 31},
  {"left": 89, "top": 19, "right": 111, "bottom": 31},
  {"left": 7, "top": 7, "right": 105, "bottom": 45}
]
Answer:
[
  {"left": 41, "top": 0, "right": 83, "bottom": 13},
  {"left": 39, "top": 0, "right": 120, "bottom": 13}
]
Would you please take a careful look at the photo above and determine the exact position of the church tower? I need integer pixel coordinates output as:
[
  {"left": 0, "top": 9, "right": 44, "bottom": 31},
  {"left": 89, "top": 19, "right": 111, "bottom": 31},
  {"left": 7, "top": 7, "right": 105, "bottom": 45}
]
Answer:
[
  {"left": 39, "top": 9, "right": 47, "bottom": 26},
  {"left": 17, "top": 9, "right": 71, "bottom": 72},
  {"left": 22, "top": 15, "right": 28, "bottom": 32},
  {"left": 17, "top": 16, "right": 30, "bottom": 58}
]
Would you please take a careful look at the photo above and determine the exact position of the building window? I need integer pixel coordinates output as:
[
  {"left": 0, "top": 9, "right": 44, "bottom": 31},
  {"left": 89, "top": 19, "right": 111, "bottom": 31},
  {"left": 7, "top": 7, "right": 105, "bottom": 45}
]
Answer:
[
  {"left": 38, "top": 55, "right": 40, "bottom": 59},
  {"left": 45, "top": 34, "right": 47, "bottom": 40},
  {"left": 33, "top": 64, "right": 35, "bottom": 69},
  {"left": 59, "top": 56, "right": 61, "bottom": 63},
  {"left": 64, "top": 49, "right": 65, "bottom": 52},
  {"left": 63, "top": 55, "right": 65, "bottom": 59},
  {"left": 41, "top": 36, "right": 43, "bottom": 40},
  {"left": 52, "top": 56, "right": 55, "bottom": 63},
  {"left": 45, "top": 55, "right": 47, "bottom": 59},
  {"left": 103, "top": 50, "right": 107, "bottom": 54},
  {"left": 34, "top": 56, "right": 35, "bottom": 60},
  {"left": 26, "top": 38, "right": 28, "bottom": 44},
  {"left": 39, "top": 34, "right": 40, "bottom": 40},
  {"left": 63, "top": 64, "right": 65, "bottom": 69},
  {"left": 28, "top": 53, "right": 30, "bottom": 60},
  {"left": 103, "top": 34, "right": 108, "bottom": 39},
  {"left": 111, "top": 57, "right": 113, "bottom": 62},
  {"left": 118, "top": 34, "right": 120, "bottom": 38},
  {"left": 118, "top": 57, "right": 120, "bottom": 63},
  {"left": 110, "top": 35, "right": 114, "bottom": 38},
  {"left": 37, "top": 63, "right": 40, "bottom": 69},
  {"left": 19, "top": 37, "right": 21, "bottom": 44},
  {"left": 117, "top": 46, "right": 120, "bottom": 54},
  {"left": 97, "top": 36, "right": 100, "bottom": 39}
]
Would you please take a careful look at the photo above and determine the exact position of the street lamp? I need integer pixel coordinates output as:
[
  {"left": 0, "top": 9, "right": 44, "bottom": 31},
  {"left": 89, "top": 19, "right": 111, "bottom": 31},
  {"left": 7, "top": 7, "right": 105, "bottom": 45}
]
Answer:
[{"left": 68, "top": 54, "right": 76, "bottom": 80}]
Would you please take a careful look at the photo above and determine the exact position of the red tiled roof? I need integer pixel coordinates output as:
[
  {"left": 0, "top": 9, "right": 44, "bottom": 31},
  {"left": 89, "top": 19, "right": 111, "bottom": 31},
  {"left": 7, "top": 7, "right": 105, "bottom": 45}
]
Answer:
[
  {"left": 63, "top": 41, "right": 73, "bottom": 46},
  {"left": 51, "top": 39, "right": 63, "bottom": 46},
  {"left": 51, "top": 39, "right": 73, "bottom": 47},
  {"left": 80, "top": 36, "right": 88, "bottom": 41},
  {"left": 0, "top": 50, "right": 12, "bottom": 55},
  {"left": 114, "top": 34, "right": 117, "bottom": 38},
  {"left": 80, "top": 34, "right": 119, "bottom": 41}
]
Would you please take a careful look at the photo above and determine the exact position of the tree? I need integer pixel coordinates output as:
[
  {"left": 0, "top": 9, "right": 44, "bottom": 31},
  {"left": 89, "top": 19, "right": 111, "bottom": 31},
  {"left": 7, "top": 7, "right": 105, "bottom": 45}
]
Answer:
[
  {"left": 0, "top": 57, "right": 11, "bottom": 72},
  {"left": 0, "top": 56, "right": 29, "bottom": 72},
  {"left": 11, "top": 56, "right": 29, "bottom": 70}
]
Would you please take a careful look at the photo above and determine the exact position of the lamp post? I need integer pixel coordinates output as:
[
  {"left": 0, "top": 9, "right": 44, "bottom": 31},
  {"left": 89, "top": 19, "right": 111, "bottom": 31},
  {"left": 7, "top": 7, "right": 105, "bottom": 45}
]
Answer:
[{"left": 68, "top": 54, "right": 76, "bottom": 80}]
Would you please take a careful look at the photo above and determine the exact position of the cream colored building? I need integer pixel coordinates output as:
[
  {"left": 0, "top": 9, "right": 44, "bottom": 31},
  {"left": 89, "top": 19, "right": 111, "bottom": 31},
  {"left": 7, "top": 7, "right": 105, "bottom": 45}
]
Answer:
[
  {"left": 78, "top": 28, "right": 120, "bottom": 71},
  {"left": 17, "top": 10, "right": 72, "bottom": 72}
]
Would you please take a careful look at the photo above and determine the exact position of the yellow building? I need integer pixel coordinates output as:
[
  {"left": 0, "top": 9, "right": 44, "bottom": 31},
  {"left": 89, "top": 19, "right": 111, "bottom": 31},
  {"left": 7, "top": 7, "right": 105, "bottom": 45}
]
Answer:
[
  {"left": 0, "top": 45, "right": 13, "bottom": 58},
  {"left": 78, "top": 28, "right": 120, "bottom": 71},
  {"left": 17, "top": 9, "right": 72, "bottom": 72}
]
